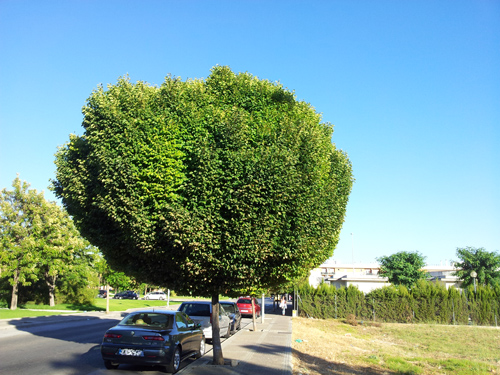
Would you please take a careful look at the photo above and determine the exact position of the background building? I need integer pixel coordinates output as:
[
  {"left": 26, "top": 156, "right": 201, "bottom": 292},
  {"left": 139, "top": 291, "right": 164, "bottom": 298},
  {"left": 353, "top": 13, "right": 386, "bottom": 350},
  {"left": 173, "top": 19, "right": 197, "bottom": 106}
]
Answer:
[{"left": 309, "top": 261, "right": 461, "bottom": 293}]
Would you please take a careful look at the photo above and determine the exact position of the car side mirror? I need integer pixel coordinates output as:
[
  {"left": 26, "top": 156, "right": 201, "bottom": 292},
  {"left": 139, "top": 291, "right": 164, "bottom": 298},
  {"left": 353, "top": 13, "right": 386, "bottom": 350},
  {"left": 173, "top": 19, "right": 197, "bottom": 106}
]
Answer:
[{"left": 196, "top": 323, "right": 202, "bottom": 329}]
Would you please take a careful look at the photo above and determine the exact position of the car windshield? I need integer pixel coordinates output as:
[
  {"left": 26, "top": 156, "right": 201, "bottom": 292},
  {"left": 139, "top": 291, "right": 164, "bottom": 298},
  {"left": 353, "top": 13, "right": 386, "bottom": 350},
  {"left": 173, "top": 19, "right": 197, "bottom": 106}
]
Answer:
[
  {"left": 119, "top": 313, "right": 173, "bottom": 329},
  {"left": 237, "top": 299, "right": 252, "bottom": 304},
  {"left": 179, "top": 303, "right": 211, "bottom": 316}
]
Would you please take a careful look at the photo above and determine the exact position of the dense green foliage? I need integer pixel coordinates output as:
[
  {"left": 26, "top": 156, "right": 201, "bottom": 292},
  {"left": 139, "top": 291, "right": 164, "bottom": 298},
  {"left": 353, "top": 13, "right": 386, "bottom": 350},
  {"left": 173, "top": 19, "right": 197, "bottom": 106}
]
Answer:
[
  {"left": 377, "top": 251, "right": 428, "bottom": 288},
  {"left": 0, "top": 177, "right": 99, "bottom": 308},
  {"left": 297, "top": 280, "right": 500, "bottom": 326},
  {"left": 53, "top": 66, "right": 353, "bottom": 298},
  {"left": 453, "top": 247, "right": 500, "bottom": 288}
]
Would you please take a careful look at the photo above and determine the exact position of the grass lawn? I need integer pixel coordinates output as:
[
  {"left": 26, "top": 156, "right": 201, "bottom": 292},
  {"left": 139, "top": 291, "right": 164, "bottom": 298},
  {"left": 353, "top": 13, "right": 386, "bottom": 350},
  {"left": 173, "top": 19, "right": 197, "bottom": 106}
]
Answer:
[
  {"left": 92, "top": 298, "right": 183, "bottom": 312},
  {"left": 292, "top": 317, "right": 500, "bottom": 375},
  {"left": 0, "top": 309, "right": 76, "bottom": 319},
  {"left": 0, "top": 298, "right": 185, "bottom": 320}
]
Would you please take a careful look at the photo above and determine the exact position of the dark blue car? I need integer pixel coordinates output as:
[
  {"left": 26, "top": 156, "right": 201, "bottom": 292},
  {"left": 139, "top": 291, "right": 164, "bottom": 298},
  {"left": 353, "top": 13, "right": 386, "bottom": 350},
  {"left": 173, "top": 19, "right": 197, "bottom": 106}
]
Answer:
[
  {"left": 112, "top": 290, "right": 138, "bottom": 299},
  {"left": 101, "top": 309, "right": 205, "bottom": 373}
]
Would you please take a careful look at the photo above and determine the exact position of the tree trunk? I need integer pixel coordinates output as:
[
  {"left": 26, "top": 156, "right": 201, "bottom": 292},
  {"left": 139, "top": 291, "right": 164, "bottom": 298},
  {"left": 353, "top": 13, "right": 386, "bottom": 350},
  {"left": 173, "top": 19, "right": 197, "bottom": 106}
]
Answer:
[
  {"left": 106, "top": 284, "right": 110, "bottom": 314},
  {"left": 211, "top": 293, "right": 224, "bottom": 365},
  {"left": 10, "top": 268, "right": 20, "bottom": 310},
  {"left": 45, "top": 272, "right": 57, "bottom": 307}
]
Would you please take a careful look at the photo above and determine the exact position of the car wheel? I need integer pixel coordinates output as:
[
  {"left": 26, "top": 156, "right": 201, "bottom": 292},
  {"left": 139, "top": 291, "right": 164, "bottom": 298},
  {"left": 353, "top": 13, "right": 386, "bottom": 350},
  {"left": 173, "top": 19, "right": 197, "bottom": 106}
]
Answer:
[
  {"left": 145, "top": 296, "right": 149, "bottom": 300},
  {"left": 195, "top": 338, "right": 205, "bottom": 359},
  {"left": 104, "top": 360, "right": 119, "bottom": 370},
  {"left": 164, "top": 345, "right": 181, "bottom": 373}
]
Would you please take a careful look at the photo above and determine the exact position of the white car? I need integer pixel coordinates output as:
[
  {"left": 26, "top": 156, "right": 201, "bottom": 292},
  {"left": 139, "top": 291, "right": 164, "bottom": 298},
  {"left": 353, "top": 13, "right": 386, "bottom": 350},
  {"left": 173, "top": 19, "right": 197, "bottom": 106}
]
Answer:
[
  {"left": 144, "top": 291, "right": 167, "bottom": 300},
  {"left": 178, "top": 301, "right": 231, "bottom": 340}
]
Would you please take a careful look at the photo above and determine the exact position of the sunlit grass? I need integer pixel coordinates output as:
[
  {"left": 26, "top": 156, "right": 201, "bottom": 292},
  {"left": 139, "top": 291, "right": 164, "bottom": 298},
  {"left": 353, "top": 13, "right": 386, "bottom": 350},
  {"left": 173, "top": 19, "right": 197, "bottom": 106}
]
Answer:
[
  {"left": 292, "top": 317, "right": 500, "bottom": 375},
  {"left": 0, "top": 309, "right": 75, "bottom": 319},
  {"left": 92, "top": 297, "right": 182, "bottom": 312},
  {"left": 0, "top": 298, "right": 184, "bottom": 319},
  {"left": 0, "top": 295, "right": 225, "bottom": 319}
]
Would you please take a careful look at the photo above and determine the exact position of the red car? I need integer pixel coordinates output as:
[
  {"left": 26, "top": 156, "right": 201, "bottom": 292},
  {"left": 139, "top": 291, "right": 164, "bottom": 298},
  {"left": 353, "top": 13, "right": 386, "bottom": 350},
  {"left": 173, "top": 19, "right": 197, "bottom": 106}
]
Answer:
[{"left": 236, "top": 297, "right": 261, "bottom": 318}]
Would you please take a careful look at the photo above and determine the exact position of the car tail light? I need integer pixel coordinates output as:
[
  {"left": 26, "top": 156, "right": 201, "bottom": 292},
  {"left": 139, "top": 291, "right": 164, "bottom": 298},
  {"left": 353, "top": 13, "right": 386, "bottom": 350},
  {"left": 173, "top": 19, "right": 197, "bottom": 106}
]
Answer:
[
  {"left": 104, "top": 333, "right": 122, "bottom": 339},
  {"left": 210, "top": 312, "right": 212, "bottom": 324},
  {"left": 142, "top": 336, "right": 165, "bottom": 341}
]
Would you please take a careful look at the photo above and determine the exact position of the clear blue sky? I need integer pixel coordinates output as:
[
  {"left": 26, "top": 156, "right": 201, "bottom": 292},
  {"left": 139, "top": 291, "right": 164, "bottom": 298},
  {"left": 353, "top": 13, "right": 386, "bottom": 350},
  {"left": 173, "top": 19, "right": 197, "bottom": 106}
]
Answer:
[{"left": 1, "top": 1, "right": 499, "bottom": 266}]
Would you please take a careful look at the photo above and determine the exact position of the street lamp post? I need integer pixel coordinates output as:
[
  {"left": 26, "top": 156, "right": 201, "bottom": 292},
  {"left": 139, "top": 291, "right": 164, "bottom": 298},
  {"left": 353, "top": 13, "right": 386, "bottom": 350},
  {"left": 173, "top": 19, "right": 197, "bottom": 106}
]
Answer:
[
  {"left": 470, "top": 271, "right": 477, "bottom": 293},
  {"left": 351, "top": 232, "right": 354, "bottom": 273}
]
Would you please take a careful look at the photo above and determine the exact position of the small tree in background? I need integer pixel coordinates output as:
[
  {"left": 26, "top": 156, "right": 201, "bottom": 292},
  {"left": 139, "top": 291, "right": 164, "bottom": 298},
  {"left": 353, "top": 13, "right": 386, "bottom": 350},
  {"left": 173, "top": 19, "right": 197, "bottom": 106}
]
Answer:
[
  {"left": 453, "top": 247, "right": 500, "bottom": 288},
  {"left": 377, "top": 251, "right": 428, "bottom": 288},
  {"left": 0, "top": 176, "right": 93, "bottom": 308}
]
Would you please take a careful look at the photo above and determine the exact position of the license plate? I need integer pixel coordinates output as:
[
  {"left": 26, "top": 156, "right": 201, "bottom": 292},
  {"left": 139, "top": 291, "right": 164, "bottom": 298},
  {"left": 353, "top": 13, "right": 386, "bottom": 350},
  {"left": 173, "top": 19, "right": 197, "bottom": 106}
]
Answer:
[
  {"left": 118, "top": 348, "right": 144, "bottom": 356},
  {"left": 241, "top": 309, "right": 249, "bottom": 312}
]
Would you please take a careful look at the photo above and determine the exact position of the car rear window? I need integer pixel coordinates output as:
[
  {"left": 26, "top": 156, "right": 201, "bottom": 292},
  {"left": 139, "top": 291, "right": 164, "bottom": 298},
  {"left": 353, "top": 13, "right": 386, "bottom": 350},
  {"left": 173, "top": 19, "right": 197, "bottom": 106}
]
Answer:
[
  {"left": 179, "top": 303, "right": 211, "bottom": 317},
  {"left": 237, "top": 299, "right": 252, "bottom": 304},
  {"left": 120, "top": 313, "right": 173, "bottom": 329}
]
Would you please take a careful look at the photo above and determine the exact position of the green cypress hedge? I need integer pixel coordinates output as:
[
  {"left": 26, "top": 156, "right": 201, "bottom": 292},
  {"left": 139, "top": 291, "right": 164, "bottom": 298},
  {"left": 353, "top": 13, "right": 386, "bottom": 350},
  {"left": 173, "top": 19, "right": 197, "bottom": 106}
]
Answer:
[{"left": 297, "top": 280, "right": 500, "bottom": 326}]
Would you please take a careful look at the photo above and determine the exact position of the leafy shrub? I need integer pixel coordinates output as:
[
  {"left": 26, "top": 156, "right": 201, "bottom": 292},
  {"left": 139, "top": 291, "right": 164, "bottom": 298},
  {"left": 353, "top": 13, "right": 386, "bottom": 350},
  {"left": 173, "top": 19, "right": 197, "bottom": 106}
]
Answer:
[{"left": 346, "top": 313, "right": 358, "bottom": 326}]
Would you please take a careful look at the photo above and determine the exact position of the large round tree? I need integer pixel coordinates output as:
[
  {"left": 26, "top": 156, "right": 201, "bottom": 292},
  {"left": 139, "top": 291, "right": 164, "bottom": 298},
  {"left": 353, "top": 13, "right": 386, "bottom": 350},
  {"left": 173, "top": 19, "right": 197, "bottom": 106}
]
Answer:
[{"left": 53, "top": 66, "right": 353, "bottom": 362}]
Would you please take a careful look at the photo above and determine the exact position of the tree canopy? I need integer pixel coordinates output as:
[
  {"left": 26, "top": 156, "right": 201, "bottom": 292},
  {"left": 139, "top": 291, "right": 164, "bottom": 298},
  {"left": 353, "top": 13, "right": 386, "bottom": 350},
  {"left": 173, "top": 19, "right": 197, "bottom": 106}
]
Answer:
[
  {"left": 53, "top": 66, "right": 353, "bottom": 297},
  {"left": 453, "top": 247, "right": 500, "bottom": 288},
  {"left": 1, "top": 176, "right": 94, "bottom": 308},
  {"left": 377, "top": 251, "right": 428, "bottom": 288}
]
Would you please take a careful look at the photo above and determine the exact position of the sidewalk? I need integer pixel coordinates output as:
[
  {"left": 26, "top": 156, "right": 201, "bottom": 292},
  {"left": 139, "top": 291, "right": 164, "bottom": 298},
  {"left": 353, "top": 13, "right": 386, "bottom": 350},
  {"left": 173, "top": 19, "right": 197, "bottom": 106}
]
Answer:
[{"left": 179, "top": 312, "right": 292, "bottom": 375}]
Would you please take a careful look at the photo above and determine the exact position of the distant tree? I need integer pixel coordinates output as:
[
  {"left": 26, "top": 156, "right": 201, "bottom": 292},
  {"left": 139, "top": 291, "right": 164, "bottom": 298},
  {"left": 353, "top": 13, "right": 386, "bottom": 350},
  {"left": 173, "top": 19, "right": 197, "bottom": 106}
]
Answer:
[
  {"left": 0, "top": 176, "right": 90, "bottom": 308},
  {"left": 377, "top": 251, "right": 428, "bottom": 288},
  {"left": 53, "top": 66, "right": 353, "bottom": 364},
  {"left": 55, "top": 246, "right": 100, "bottom": 305},
  {"left": 36, "top": 199, "right": 93, "bottom": 306},
  {"left": 1, "top": 177, "right": 45, "bottom": 309},
  {"left": 453, "top": 247, "right": 500, "bottom": 288},
  {"left": 95, "top": 255, "right": 135, "bottom": 292}
]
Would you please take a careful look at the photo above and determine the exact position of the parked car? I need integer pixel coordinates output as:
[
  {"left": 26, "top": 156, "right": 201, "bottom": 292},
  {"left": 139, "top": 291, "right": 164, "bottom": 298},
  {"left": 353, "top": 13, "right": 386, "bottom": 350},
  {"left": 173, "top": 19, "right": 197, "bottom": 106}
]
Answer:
[
  {"left": 236, "top": 297, "right": 261, "bottom": 317},
  {"left": 178, "top": 301, "right": 231, "bottom": 341},
  {"left": 220, "top": 301, "right": 242, "bottom": 333},
  {"left": 113, "top": 291, "right": 139, "bottom": 300},
  {"left": 144, "top": 291, "right": 167, "bottom": 300},
  {"left": 97, "top": 290, "right": 107, "bottom": 298},
  {"left": 101, "top": 309, "right": 205, "bottom": 373}
]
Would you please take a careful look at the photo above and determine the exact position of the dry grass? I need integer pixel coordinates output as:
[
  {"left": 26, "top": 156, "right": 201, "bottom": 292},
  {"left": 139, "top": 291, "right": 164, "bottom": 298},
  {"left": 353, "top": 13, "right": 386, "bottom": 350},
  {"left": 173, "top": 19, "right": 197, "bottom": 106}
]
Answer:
[{"left": 292, "top": 317, "right": 500, "bottom": 375}]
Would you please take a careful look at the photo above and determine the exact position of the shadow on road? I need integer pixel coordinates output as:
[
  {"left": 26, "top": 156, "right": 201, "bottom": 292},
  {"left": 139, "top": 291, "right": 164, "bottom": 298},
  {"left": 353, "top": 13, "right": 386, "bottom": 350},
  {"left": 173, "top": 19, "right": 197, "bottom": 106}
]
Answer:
[{"left": 3, "top": 314, "right": 123, "bottom": 343}]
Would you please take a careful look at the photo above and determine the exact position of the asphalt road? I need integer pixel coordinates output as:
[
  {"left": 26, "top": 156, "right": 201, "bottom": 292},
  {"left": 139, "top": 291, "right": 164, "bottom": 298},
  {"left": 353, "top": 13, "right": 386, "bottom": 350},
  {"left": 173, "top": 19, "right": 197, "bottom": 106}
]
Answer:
[{"left": 0, "top": 314, "right": 257, "bottom": 375}]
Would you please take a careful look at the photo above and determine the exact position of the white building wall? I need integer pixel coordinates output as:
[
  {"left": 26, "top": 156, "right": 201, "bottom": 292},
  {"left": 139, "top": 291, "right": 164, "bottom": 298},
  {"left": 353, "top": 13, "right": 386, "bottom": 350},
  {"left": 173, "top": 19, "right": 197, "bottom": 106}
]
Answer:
[{"left": 309, "top": 262, "right": 462, "bottom": 292}]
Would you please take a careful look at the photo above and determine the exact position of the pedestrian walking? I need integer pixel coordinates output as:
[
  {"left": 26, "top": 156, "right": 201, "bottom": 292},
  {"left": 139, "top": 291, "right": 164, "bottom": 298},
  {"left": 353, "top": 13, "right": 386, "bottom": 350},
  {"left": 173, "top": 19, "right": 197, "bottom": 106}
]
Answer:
[{"left": 279, "top": 296, "right": 287, "bottom": 316}]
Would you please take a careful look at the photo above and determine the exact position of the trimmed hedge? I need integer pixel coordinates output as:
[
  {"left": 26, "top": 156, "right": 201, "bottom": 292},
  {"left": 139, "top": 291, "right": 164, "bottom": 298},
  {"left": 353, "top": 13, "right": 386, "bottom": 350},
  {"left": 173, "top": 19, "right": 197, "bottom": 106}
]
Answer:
[{"left": 297, "top": 280, "right": 500, "bottom": 326}]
